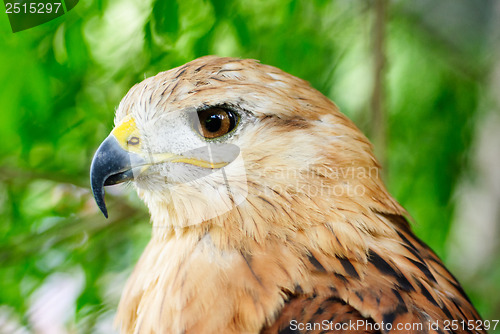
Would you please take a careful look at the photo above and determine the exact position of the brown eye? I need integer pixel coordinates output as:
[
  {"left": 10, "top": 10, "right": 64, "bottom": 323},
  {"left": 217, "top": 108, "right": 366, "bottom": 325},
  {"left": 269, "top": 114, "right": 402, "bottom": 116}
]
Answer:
[{"left": 196, "top": 107, "right": 238, "bottom": 139}]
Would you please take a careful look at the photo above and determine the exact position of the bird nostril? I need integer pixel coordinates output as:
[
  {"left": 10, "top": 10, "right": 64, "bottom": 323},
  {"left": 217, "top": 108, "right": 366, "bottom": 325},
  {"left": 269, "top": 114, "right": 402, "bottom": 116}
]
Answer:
[{"left": 127, "top": 136, "right": 140, "bottom": 146}]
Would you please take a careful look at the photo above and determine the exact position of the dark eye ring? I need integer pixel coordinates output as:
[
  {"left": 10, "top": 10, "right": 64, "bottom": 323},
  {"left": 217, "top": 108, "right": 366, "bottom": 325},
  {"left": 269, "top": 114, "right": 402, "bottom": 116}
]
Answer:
[{"left": 195, "top": 107, "right": 238, "bottom": 139}]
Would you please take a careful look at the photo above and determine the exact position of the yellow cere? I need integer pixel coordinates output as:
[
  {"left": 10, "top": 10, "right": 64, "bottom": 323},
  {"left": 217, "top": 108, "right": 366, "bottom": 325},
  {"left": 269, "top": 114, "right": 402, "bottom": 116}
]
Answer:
[
  {"left": 111, "top": 115, "right": 142, "bottom": 153},
  {"left": 111, "top": 116, "right": 229, "bottom": 169}
]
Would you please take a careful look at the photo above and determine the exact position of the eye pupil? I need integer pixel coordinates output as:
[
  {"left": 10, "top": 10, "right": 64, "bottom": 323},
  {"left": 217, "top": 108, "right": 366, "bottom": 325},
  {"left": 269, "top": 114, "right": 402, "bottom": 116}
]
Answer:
[
  {"left": 196, "top": 107, "right": 238, "bottom": 139},
  {"left": 205, "top": 114, "right": 223, "bottom": 133}
]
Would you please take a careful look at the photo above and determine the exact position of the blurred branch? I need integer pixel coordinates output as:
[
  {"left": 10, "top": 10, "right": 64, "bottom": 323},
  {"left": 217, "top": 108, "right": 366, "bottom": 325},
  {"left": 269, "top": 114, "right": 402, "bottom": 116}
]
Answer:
[
  {"left": 0, "top": 201, "right": 147, "bottom": 266},
  {"left": 0, "top": 167, "right": 88, "bottom": 189},
  {"left": 371, "top": 0, "right": 388, "bottom": 175}
]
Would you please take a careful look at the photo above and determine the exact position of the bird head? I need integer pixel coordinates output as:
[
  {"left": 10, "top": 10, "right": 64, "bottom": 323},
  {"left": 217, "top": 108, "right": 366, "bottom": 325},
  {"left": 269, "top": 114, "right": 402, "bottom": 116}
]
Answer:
[{"left": 90, "top": 56, "right": 404, "bottom": 245}]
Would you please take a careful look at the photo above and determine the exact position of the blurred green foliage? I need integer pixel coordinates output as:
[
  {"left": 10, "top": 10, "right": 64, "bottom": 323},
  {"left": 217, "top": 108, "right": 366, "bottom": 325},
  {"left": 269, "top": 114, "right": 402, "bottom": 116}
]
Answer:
[{"left": 0, "top": 0, "right": 499, "bottom": 332}]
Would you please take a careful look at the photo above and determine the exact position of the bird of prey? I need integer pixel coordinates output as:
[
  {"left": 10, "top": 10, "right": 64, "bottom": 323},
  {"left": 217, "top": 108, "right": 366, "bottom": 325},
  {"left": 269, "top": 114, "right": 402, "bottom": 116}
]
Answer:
[{"left": 90, "top": 56, "right": 485, "bottom": 334}]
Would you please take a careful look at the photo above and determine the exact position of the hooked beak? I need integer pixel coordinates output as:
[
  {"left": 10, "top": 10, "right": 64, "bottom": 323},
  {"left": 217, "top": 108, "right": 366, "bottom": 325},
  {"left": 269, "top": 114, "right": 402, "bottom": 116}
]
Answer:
[
  {"left": 90, "top": 114, "right": 234, "bottom": 218},
  {"left": 90, "top": 134, "right": 145, "bottom": 218}
]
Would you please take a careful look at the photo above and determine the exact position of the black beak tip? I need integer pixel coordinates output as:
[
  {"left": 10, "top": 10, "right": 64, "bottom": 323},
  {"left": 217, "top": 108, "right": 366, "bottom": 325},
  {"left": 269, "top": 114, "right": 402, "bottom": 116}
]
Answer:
[
  {"left": 90, "top": 177, "right": 109, "bottom": 219},
  {"left": 98, "top": 198, "right": 109, "bottom": 219},
  {"left": 99, "top": 206, "right": 109, "bottom": 219}
]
